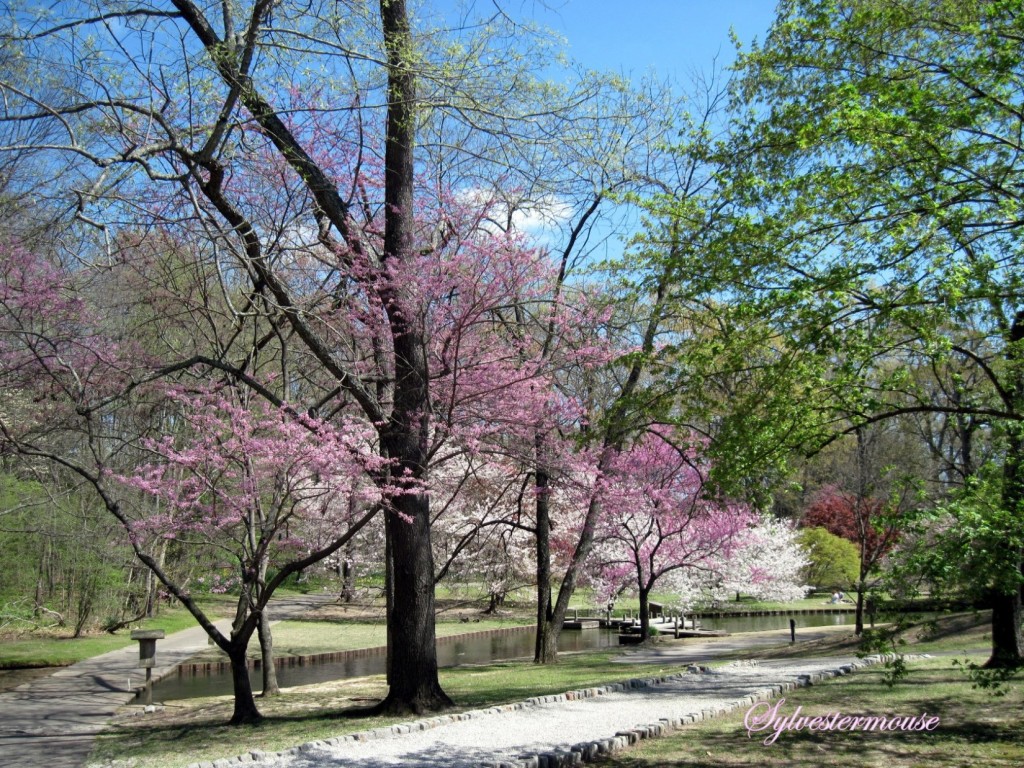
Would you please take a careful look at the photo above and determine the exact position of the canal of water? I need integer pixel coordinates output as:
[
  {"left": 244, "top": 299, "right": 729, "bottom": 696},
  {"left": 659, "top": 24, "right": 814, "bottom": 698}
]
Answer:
[{"left": 149, "top": 611, "right": 860, "bottom": 702}]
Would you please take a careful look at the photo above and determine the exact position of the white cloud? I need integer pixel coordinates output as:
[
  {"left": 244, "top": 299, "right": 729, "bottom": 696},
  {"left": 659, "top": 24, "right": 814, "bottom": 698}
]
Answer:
[{"left": 455, "top": 187, "right": 573, "bottom": 236}]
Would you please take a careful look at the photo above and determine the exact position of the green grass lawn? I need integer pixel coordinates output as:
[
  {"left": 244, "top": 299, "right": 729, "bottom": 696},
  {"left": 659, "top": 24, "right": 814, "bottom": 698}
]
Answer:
[
  {"left": 598, "top": 655, "right": 1023, "bottom": 768},
  {"left": 598, "top": 612, "right": 1021, "bottom": 767},
  {"left": 0, "top": 611, "right": 199, "bottom": 668},
  {"left": 89, "top": 648, "right": 683, "bottom": 768}
]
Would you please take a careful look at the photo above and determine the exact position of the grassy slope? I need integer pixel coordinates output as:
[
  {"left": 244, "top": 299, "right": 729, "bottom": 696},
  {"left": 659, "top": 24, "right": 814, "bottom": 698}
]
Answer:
[
  {"left": 600, "top": 656, "right": 1023, "bottom": 768},
  {"left": 600, "top": 612, "right": 1024, "bottom": 768}
]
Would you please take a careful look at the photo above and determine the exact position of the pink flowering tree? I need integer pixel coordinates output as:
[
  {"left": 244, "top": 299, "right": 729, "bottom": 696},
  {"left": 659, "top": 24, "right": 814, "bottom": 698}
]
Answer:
[
  {"left": 116, "top": 389, "right": 385, "bottom": 711},
  {"left": 0, "top": 245, "right": 385, "bottom": 723},
  {"left": 593, "top": 428, "right": 755, "bottom": 639}
]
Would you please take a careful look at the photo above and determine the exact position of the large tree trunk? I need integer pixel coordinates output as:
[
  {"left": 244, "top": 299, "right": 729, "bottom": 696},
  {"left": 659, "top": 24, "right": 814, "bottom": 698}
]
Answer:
[
  {"left": 535, "top": 614, "right": 558, "bottom": 663},
  {"left": 224, "top": 583, "right": 262, "bottom": 721},
  {"left": 372, "top": 0, "right": 451, "bottom": 714},
  {"left": 537, "top": 450, "right": 618, "bottom": 664},
  {"left": 543, "top": 492, "right": 608, "bottom": 663},
  {"left": 854, "top": 574, "right": 867, "bottom": 635},
  {"left": 534, "top": 444, "right": 556, "bottom": 663},
  {"left": 378, "top": 494, "right": 451, "bottom": 713},
  {"left": 988, "top": 583, "right": 1024, "bottom": 669},
  {"left": 384, "top": 518, "right": 395, "bottom": 686},
  {"left": 988, "top": 313, "right": 1024, "bottom": 667},
  {"left": 638, "top": 586, "right": 651, "bottom": 642},
  {"left": 987, "top": 447, "right": 1024, "bottom": 666},
  {"left": 256, "top": 556, "right": 279, "bottom": 696},
  {"left": 226, "top": 642, "right": 261, "bottom": 725},
  {"left": 256, "top": 614, "right": 279, "bottom": 696}
]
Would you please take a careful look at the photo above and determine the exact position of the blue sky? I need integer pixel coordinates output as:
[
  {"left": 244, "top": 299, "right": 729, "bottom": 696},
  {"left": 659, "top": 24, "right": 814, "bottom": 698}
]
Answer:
[
  {"left": 513, "top": 1, "right": 778, "bottom": 78},
  {"left": 494, "top": 2, "right": 780, "bottom": 257}
]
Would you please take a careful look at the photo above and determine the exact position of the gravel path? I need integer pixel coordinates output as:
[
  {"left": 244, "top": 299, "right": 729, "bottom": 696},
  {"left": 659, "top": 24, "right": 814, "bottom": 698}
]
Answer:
[{"left": 196, "top": 655, "right": 882, "bottom": 768}]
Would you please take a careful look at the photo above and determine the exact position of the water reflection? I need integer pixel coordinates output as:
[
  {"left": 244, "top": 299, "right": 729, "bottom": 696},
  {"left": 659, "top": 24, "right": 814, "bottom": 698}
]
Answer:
[
  {"left": 151, "top": 625, "right": 616, "bottom": 702},
  {"left": 150, "top": 611, "right": 861, "bottom": 702}
]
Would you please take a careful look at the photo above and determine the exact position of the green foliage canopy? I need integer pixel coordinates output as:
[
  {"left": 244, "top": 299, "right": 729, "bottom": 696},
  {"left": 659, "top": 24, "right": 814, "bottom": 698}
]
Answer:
[
  {"left": 799, "top": 526, "right": 860, "bottom": 591},
  {"left": 646, "top": 0, "right": 1024, "bottom": 482}
]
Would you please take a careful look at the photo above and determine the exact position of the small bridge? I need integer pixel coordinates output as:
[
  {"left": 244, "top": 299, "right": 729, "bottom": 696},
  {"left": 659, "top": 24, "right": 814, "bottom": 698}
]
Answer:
[{"left": 562, "top": 605, "right": 727, "bottom": 640}]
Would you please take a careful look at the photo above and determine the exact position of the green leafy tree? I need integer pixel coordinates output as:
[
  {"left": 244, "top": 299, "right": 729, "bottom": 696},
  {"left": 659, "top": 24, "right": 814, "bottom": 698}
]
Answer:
[
  {"left": 0, "top": 472, "right": 134, "bottom": 635},
  {"left": 647, "top": 0, "right": 1024, "bottom": 666},
  {"left": 799, "top": 526, "right": 859, "bottom": 593}
]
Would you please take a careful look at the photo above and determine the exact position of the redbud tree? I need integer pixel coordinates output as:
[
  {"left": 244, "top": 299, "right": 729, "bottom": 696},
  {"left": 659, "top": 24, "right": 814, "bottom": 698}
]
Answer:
[
  {"left": 592, "top": 428, "right": 756, "bottom": 639},
  {"left": 0, "top": 244, "right": 385, "bottom": 723}
]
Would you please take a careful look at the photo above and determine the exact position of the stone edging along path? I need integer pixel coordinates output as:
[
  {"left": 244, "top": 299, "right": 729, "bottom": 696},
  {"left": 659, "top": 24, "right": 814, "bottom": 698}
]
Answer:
[{"left": 184, "top": 653, "right": 921, "bottom": 768}]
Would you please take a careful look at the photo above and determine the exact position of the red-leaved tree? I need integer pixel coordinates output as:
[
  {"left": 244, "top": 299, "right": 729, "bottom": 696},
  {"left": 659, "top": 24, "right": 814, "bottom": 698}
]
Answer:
[{"left": 803, "top": 486, "right": 902, "bottom": 633}]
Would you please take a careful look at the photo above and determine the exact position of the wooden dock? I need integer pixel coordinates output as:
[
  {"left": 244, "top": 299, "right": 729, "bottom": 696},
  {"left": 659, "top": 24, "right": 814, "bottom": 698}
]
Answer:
[
  {"left": 562, "top": 619, "right": 602, "bottom": 629},
  {"left": 670, "top": 629, "right": 729, "bottom": 638},
  {"left": 617, "top": 627, "right": 728, "bottom": 644}
]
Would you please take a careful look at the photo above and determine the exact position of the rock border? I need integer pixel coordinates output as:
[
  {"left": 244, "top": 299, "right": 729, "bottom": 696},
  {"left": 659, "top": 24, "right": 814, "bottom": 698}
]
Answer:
[{"left": 183, "top": 653, "right": 922, "bottom": 768}]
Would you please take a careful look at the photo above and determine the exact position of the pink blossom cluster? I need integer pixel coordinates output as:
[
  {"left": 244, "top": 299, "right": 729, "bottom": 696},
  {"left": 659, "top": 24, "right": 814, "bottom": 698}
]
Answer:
[
  {"left": 590, "top": 428, "right": 806, "bottom": 609},
  {"left": 115, "top": 388, "right": 387, "bottom": 550}
]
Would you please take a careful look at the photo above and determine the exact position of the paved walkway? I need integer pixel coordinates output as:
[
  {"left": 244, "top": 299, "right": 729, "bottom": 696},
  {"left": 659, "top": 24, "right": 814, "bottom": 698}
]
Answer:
[
  {"left": 210, "top": 654, "right": 878, "bottom": 768},
  {"left": 613, "top": 622, "right": 856, "bottom": 666},
  {"left": 0, "top": 594, "right": 334, "bottom": 768}
]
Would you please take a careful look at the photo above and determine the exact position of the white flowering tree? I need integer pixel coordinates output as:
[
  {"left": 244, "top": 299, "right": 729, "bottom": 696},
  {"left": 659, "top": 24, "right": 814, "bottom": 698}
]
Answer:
[{"left": 719, "top": 516, "right": 810, "bottom": 602}]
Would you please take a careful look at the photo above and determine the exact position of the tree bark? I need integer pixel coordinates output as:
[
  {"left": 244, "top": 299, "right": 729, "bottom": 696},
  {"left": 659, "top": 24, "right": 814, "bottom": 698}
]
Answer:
[
  {"left": 251, "top": 614, "right": 276, "bottom": 696},
  {"left": 988, "top": 312, "right": 1024, "bottom": 667},
  {"left": 377, "top": 495, "right": 452, "bottom": 713},
  {"left": 538, "top": 457, "right": 614, "bottom": 664},
  {"left": 385, "top": 517, "right": 394, "bottom": 686},
  {"left": 542, "top": 493, "right": 605, "bottom": 663},
  {"left": 371, "top": 0, "right": 451, "bottom": 714},
  {"left": 988, "top": 583, "right": 1024, "bottom": 669},
  {"left": 257, "top": 556, "right": 279, "bottom": 696},
  {"left": 534, "top": 443, "right": 556, "bottom": 663},
  {"left": 33, "top": 537, "right": 46, "bottom": 618},
  {"left": 226, "top": 642, "right": 261, "bottom": 725},
  {"left": 988, "top": 444, "right": 1024, "bottom": 666},
  {"left": 341, "top": 557, "right": 356, "bottom": 603},
  {"left": 257, "top": 610, "right": 279, "bottom": 696},
  {"left": 854, "top": 576, "right": 866, "bottom": 636},
  {"left": 638, "top": 586, "right": 651, "bottom": 642}
]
